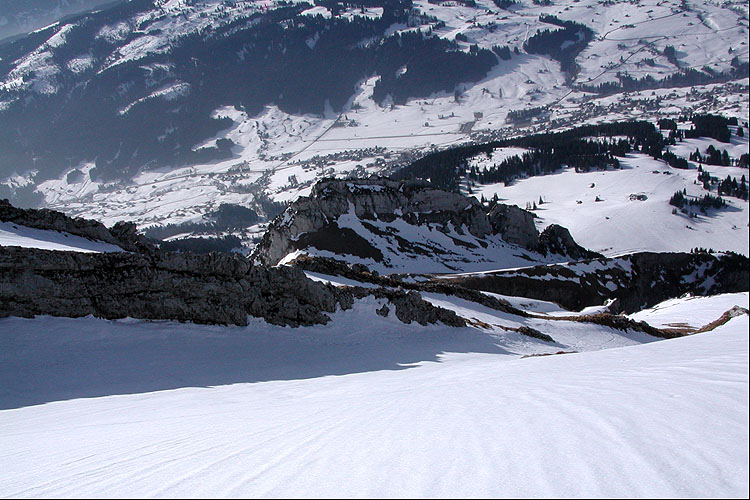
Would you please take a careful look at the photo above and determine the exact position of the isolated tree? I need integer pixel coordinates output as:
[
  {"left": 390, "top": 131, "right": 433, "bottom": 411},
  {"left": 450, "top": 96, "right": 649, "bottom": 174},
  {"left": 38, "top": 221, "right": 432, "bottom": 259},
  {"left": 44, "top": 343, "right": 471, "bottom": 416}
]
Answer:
[{"left": 664, "top": 45, "right": 678, "bottom": 65}]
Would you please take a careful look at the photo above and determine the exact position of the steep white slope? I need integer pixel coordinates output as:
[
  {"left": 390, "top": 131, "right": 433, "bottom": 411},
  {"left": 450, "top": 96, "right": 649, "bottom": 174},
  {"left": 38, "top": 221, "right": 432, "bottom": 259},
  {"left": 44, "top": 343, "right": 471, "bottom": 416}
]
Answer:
[
  {"left": 0, "top": 300, "right": 747, "bottom": 497},
  {"left": 0, "top": 221, "right": 123, "bottom": 253}
]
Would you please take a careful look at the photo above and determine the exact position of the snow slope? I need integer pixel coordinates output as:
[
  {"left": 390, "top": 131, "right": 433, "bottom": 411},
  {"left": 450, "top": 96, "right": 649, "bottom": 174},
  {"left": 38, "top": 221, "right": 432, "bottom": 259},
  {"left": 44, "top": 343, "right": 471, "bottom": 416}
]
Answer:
[
  {"left": 0, "top": 302, "right": 747, "bottom": 497},
  {"left": 0, "top": 221, "right": 124, "bottom": 253},
  {"left": 629, "top": 291, "right": 749, "bottom": 329},
  {"left": 473, "top": 151, "right": 750, "bottom": 256}
]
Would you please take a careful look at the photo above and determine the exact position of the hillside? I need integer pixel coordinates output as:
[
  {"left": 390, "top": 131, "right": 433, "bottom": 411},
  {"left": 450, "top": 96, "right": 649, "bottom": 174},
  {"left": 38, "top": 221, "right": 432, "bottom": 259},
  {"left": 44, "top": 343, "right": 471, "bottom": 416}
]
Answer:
[
  {"left": 0, "top": 1, "right": 748, "bottom": 496},
  {"left": 0, "top": 294, "right": 747, "bottom": 496},
  {"left": 0, "top": 0, "right": 746, "bottom": 247},
  {"left": 0, "top": 0, "right": 118, "bottom": 41}
]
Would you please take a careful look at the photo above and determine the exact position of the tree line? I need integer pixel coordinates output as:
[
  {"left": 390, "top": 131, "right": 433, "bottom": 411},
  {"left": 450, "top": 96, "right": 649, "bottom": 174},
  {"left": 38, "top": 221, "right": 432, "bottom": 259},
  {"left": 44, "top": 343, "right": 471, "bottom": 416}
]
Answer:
[
  {"left": 395, "top": 115, "right": 746, "bottom": 206},
  {"left": 394, "top": 120, "right": 664, "bottom": 190},
  {"left": 580, "top": 58, "right": 749, "bottom": 96}
]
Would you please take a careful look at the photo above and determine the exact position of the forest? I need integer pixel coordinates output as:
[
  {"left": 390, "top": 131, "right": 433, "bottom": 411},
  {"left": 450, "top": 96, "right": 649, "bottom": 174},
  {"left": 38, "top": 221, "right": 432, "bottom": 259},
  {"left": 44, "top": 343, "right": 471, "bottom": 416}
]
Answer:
[
  {"left": 523, "top": 15, "right": 593, "bottom": 76},
  {"left": 394, "top": 121, "right": 665, "bottom": 190},
  {"left": 394, "top": 116, "right": 745, "bottom": 199}
]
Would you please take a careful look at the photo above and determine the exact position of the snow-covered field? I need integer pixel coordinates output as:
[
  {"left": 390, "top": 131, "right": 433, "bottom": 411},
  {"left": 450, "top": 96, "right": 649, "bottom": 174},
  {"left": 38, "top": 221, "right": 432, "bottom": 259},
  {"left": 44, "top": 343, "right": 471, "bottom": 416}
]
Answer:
[
  {"left": 0, "top": 294, "right": 747, "bottom": 497},
  {"left": 473, "top": 150, "right": 750, "bottom": 256},
  {"left": 630, "top": 291, "right": 749, "bottom": 329}
]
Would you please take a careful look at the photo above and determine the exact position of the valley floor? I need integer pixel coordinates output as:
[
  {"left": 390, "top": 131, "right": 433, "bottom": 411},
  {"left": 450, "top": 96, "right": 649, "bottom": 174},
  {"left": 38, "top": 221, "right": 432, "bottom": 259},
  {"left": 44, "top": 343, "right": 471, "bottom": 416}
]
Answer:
[{"left": 0, "top": 294, "right": 748, "bottom": 498}]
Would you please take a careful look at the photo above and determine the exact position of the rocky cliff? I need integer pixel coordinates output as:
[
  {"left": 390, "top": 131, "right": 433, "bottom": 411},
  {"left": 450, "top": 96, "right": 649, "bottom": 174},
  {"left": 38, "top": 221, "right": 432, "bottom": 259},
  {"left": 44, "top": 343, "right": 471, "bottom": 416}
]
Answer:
[
  {"left": 255, "top": 178, "right": 491, "bottom": 265},
  {"left": 439, "top": 251, "right": 750, "bottom": 313},
  {"left": 288, "top": 251, "right": 748, "bottom": 316},
  {"left": 3, "top": 198, "right": 743, "bottom": 330},
  {"left": 253, "top": 177, "right": 598, "bottom": 272},
  {"left": 0, "top": 244, "right": 464, "bottom": 328}
]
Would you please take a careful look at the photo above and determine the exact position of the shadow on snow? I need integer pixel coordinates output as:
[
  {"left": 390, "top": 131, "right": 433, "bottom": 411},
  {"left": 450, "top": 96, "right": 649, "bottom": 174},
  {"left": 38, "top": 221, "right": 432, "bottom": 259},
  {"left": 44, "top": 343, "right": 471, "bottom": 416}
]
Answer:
[{"left": 0, "top": 309, "right": 515, "bottom": 410}]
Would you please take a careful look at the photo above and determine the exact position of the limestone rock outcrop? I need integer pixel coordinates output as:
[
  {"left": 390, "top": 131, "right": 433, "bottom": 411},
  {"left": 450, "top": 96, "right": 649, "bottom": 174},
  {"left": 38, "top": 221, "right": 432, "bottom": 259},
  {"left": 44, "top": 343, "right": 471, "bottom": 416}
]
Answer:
[
  {"left": 487, "top": 204, "right": 539, "bottom": 249},
  {"left": 0, "top": 245, "right": 466, "bottom": 328},
  {"left": 1, "top": 198, "right": 473, "bottom": 328},
  {"left": 537, "top": 224, "right": 600, "bottom": 260},
  {"left": 253, "top": 177, "right": 597, "bottom": 267},
  {"left": 0, "top": 247, "right": 338, "bottom": 326},
  {"left": 254, "top": 177, "right": 493, "bottom": 266},
  {"left": 441, "top": 251, "right": 750, "bottom": 314}
]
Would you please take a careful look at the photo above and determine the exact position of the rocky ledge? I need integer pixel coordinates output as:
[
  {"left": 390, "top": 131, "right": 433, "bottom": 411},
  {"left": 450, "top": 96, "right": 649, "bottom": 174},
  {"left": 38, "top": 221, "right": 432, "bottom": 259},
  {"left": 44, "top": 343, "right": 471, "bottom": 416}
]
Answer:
[
  {"left": 439, "top": 251, "right": 749, "bottom": 314},
  {"left": 0, "top": 245, "right": 465, "bottom": 327},
  {"left": 253, "top": 177, "right": 599, "bottom": 267}
]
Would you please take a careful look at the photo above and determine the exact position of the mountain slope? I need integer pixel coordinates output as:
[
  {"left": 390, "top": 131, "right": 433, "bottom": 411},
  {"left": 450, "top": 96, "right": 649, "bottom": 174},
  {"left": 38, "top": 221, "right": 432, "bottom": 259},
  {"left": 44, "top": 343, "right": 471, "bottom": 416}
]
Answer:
[
  {"left": 0, "top": 0, "right": 746, "bottom": 233},
  {"left": 0, "top": 0, "right": 120, "bottom": 41},
  {"left": 0, "top": 298, "right": 747, "bottom": 497}
]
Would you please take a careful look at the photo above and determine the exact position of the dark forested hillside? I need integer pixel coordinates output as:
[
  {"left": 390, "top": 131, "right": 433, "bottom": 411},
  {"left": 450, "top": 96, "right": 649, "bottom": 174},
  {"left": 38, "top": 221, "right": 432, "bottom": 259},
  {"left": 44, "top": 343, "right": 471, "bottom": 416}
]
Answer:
[
  {"left": 394, "top": 116, "right": 747, "bottom": 205},
  {"left": 523, "top": 15, "right": 593, "bottom": 76},
  {"left": 0, "top": 0, "right": 499, "bottom": 183},
  {"left": 394, "top": 121, "right": 663, "bottom": 190}
]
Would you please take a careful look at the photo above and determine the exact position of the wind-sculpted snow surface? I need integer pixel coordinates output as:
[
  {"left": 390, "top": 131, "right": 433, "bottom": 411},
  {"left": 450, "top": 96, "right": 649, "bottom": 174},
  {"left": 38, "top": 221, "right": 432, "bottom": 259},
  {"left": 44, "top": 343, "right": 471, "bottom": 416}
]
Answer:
[{"left": 0, "top": 299, "right": 747, "bottom": 497}]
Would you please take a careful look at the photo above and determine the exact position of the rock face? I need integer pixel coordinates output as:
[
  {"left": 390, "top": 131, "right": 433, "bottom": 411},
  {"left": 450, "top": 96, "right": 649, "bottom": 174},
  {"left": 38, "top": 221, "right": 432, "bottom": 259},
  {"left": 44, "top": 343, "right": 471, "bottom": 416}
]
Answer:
[
  {"left": 290, "top": 254, "right": 529, "bottom": 317},
  {"left": 488, "top": 204, "right": 539, "bottom": 249},
  {"left": 0, "top": 247, "right": 339, "bottom": 327},
  {"left": 0, "top": 245, "right": 467, "bottom": 328},
  {"left": 0, "top": 199, "right": 152, "bottom": 253},
  {"left": 537, "top": 224, "right": 600, "bottom": 260},
  {"left": 254, "top": 177, "right": 493, "bottom": 266},
  {"left": 442, "top": 251, "right": 750, "bottom": 313},
  {"left": 351, "top": 288, "right": 466, "bottom": 327},
  {"left": 253, "top": 177, "right": 596, "bottom": 268},
  {"left": 0, "top": 199, "right": 470, "bottom": 328}
]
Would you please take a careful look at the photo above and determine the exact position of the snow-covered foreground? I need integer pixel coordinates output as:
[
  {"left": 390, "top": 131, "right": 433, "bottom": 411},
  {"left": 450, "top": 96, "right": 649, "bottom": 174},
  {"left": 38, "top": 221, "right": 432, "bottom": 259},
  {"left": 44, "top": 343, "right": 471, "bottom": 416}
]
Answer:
[{"left": 1, "top": 296, "right": 748, "bottom": 498}]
